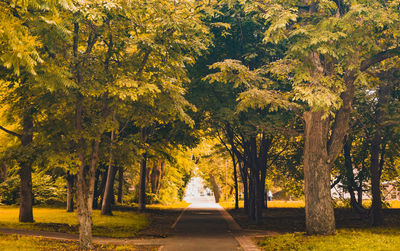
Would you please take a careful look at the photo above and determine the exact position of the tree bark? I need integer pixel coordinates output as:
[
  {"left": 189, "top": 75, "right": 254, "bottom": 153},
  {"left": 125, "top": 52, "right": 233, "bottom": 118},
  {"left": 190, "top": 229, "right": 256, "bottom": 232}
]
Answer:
[
  {"left": 232, "top": 154, "right": 239, "bottom": 210},
  {"left": 19, "top": 160, "right": 33, "bottom": 222},
  {"left": 66, "top": 173, "right": 75, "bottom": 212},
  {"left": 0, "top": 163, "right": 7, "bottom": 182},
  {"left": 248, "top": 170, "right": 255, "bottom": 221},
  {"left": 101, "top": 164, "right": 116, "bottom": 215},
  {"left": 98, "top": 168, "right": 108, "bottom": 208},
  {"left": 76, "top": 139, "right": 100, "bottom": 250},
  {"left": 101, "top": 127, "right": 116, "bottom": 216},
  {"left": 210, "top": 173, "right": 221, "bottom": 203},
  {"left": 303, "top": 111, "right": 335, "bottom": 235},
  {"left": 150, "top": 159, "right": 162, "bottom": 195},
  {"left": 240, "top": 163, "right": 249, "bottom": 214},
  {"left": 138, "top": 152, "right": 148, "bottom": 212},
  {"left": 75, "top": 94, "right": 103, "bottom": 250},
  {"left": 370, "top": 135, "right": 383, "bottom": 226},
  {"left": 370, "top": 81, "right": 391, "bottom": 226},
  {"left": 19, "top": 113, "right": 34, "bottom": 223},
  {"left": 343, "top": 138, "right": 366, "bottom": 215},
  {"left": 117, "top": 166, "right": 124, "bottom": 204},
  {"left": 92, "top": 169, "right": 100, "bottom": 209}
]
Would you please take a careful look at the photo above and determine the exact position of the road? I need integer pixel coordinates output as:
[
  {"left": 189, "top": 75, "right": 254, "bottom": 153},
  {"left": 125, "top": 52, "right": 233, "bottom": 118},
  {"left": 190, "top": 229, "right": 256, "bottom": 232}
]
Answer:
[{"left": 163, "top": 195, "right": 242, "bottom": 251}]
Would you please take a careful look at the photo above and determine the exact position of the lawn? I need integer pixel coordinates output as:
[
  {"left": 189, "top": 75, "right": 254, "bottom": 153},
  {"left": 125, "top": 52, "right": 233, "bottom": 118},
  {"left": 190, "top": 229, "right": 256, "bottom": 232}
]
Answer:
[
  {"left": 0, "top": 206, "right": 148, "bottom": 238},
  {"left": 220, "top": 200, "right": 400, "bottom": 210},
  {"left": 0, "top": 233, "right": 156, "bottom": 251},
  {"left": 146, "top": 201, "right": 190, "bottom": 210},
  {"left": 220, "top": 200, "right": 305, "bottom": 209},
  {"left": 257, "top": 228, "right": 400, "bottom": 251},
  {"left": 221, "top": 200, "right": 400, "bottom": 250}
]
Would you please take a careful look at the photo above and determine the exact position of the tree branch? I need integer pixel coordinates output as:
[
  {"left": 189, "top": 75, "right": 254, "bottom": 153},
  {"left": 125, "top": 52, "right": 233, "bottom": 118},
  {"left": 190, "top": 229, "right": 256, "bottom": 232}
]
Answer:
[
  {"left": 136, "top": 50, "right": 151, "bottom": 77},
  {"left": 0, "top": 125, "right": 22, "bottom": 138},
  {"left": 360, "top": 47, "right": 400, "bottom": 72},
  {"left": 327, "top": 73, "right": 355, "bottom": 164}
]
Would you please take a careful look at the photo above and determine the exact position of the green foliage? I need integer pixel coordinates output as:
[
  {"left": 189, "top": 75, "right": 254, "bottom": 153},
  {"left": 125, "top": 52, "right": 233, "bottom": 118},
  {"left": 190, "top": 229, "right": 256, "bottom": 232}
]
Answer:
[
  {"left": 32, "top": 173, "right": 66, "bottom": 206},
  {"left": 0, "top": 176, "right": 19, "bottom": 205},
  {"left": 0, "top": 173, "right": 66, "bottom": 206}
]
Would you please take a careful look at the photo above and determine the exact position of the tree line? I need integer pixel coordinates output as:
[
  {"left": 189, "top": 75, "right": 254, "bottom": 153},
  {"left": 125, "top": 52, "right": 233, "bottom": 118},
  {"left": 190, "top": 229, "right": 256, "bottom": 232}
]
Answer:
[{"left": 1, "top": 0, "right": 400, "bottom": 249}]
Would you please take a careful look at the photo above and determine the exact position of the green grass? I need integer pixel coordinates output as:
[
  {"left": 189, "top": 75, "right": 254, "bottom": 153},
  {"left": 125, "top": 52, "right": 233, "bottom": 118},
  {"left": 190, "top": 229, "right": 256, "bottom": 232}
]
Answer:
[
  {"left": 220, "top": 200, "right": 305, "bottom": 209},
  {"left": 0, "top": 233, "right": 153, "bottom": 250},
  {"left": 146, "top": 201, "right": 190, "bottom": 210},
  {"left": 0, "top": 206, "right": 149, "bottom": 238},
  {"left": 257, "top": 228, "right": 400, "bottom": 251}
]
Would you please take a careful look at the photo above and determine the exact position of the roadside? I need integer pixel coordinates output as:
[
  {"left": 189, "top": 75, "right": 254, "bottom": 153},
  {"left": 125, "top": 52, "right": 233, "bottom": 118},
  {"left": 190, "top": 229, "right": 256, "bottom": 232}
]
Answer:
[
  {"left": 0, "top": 232, "right": 159, "bottom": 251},
  {"left": 221, "top": 203, "right": 400, "bottom": 250},
  {"left": 0, "top": 203, "right": 189, "bottom": 250}
]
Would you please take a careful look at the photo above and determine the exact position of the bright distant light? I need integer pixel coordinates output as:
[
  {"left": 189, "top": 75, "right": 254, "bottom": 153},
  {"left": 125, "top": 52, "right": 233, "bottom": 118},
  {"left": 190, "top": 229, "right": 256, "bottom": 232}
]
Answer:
[{"left": 184, "top": 176, "right": 215, "bottom": 203}]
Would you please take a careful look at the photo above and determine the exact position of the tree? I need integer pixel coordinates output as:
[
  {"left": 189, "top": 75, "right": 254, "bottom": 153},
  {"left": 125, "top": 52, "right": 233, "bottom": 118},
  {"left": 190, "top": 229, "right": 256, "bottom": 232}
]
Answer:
[
  {"left": 253, "top": 0, "right": 400, "bottom": 234},
  {"left": 0, "top": 0, "right": 70, "bottom": 223}
]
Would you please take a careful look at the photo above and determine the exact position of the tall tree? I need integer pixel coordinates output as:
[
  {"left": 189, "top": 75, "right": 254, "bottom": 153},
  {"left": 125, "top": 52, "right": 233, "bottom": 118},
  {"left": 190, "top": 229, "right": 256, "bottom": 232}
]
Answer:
[{"left": 253, "top": 0, "right": 400, "bottom": 234}]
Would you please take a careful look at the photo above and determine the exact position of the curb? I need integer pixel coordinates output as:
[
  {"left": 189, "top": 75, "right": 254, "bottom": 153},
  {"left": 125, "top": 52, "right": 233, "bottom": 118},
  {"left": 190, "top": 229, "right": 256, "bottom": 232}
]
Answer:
[{"left": 218, "top": 206, "right": 261, "bottom": 251}]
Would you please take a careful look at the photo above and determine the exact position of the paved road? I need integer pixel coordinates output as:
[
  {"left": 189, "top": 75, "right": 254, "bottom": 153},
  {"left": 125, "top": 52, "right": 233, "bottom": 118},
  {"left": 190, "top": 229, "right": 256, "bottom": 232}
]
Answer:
[{"left": 163, "top": 196, "right": 242, "bottom": 251}]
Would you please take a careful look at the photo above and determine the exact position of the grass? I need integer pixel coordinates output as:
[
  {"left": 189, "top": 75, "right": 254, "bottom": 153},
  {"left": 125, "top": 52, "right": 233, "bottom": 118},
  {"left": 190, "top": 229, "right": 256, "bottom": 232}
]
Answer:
[
  {"left": 221, "top": 200, "right": 400, "bottom": 209},
  {"left": 220, "top": 200, "right": 305, "bottom": 209},
  {"left": 0, "top": 206, "right": 148, "bottom": 238},
  {"left": 0, "top": 233, "right": 156, "bottom": 251},
  {"left": 257, "top": 228, "right": 400, "bottom": 251},
  {"left": 146, "top": 201, "right": 190, "bottom": 210}
]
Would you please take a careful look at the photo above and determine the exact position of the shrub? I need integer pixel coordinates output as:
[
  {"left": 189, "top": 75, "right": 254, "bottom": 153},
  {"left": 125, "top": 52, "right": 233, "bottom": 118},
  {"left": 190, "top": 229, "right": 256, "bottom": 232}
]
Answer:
[{"left": 0, "top": 173, "right": 67, "bottom": 206}]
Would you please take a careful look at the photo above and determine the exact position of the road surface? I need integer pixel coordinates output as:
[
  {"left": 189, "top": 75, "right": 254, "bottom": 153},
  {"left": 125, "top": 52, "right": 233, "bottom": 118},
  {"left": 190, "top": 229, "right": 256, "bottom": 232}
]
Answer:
[{"left": 163, "top": 195, "right": 242, "bottom": 251}]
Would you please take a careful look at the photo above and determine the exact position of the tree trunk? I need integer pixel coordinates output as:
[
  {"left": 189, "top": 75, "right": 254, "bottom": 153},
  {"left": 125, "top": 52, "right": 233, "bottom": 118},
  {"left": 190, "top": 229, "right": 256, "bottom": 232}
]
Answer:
[
  {"left": 92, "top": 169, "right": 100, "bottom": 209},
  {"left": 370, "top": 135, "right": 383, "bottom": 226},
  {"left": 0, "top": 163, "right": 7, "bottom": 182},
  {"left": 76, "top": 139, "right": 100, "bottom": 250},
  {"left": 117, "top": 166, "right": 124, "bottom": 204},
  {"left": 150, "top": 159, "right": 162, "bottom": 195},
  {"left": 75, "top": 96, "right": 101, "bottom": 249},
  {"left": 303, "top": 111, "right": 335, "bottom": 235},
  {"left": 343, "top": 138, "right": 366, "bottom": 215},
  {"left": 101, "top": 128, "right": 116, "bottom": 216},
  {"left": 369, "top": 81, "right": 391, "bottom": 226},
  {"left": 254, "top": 168, "right": 263, "bottom": 225},
  {"left": 239, "top": 161, "right": 249, "bottom": 214},
  {"left": 19, "top": 114, "right": 34, "bottom": 223},
  {"left": 76, "top": 163, "right": 94, "bottom": 250},
  {"left": 66, "top": 173, "right": 75, "bottom": 212},
  {"left": 158, "top": 160, "right": 165, "bottom": 194},
  {"left": 260, "top": 167, "right": 267, "bottom": 209},
  {"left": 248, "top": 171, "right": 255, "bottom": 221},
  {"left": 232, "top": 154, "right": 239, "bottom": 210},
  {"left": 210, "top": 173, "right": 221, "bottom": 203},
  {"left": 138, "top": 152, "right": 148, "bottom": 212},
  {"left": 19, "top": 160, "right": 33, "bottom": 222},
  {"left": 101, "top": 165, "right": 117, "bottom": 215},
  {"left": 97, "top": 168, "right": 108, "bottom": 209}
]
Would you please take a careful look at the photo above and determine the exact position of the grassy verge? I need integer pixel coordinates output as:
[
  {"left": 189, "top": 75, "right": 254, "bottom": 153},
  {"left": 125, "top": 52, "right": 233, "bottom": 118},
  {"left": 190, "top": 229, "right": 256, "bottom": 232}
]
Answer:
[
  {"left": 0, "top": 233, "right": 157, "bottom": 251},
  {"left": 0, "top": 206, "right": 148, "bottom": 238},
  {"left": 146, "top": 201, "right": 190, "bottom": 210},
  {"left": 220, "top": 200, "right": 305, "bottom": 209},
  {"left": 257, "top": 228, "right": 400, "bottom": 251},
  {"left": 220, "top": 200, "right": 400, "bottom": 210}
]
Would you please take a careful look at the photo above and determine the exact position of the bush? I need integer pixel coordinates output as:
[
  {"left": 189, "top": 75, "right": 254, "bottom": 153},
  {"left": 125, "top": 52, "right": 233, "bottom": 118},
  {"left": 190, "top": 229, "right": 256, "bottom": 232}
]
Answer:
[
  {"left": 0, "top": 173, "right": 67, "bottom": 206},
  {"left": 32, "top": 173, "right": 66, "bottom": 206},
  {"left": 0, "top": 176, "right": 19, "bottom": 205}
]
